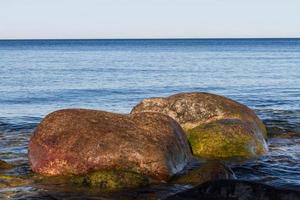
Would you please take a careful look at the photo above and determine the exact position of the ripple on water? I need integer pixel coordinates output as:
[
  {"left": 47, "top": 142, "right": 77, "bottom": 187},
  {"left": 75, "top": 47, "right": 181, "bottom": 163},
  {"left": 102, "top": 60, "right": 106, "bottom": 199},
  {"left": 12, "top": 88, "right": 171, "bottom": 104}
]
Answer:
[{"left": 233, "top": 137, "right": 300, "bottom": 191}]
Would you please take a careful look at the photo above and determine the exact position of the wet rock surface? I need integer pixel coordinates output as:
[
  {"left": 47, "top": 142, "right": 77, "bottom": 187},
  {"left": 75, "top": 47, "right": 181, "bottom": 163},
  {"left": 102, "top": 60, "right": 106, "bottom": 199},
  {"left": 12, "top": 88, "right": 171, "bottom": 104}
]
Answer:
[
  {"left": 0, "top": 160, "right": 14, "bottom": 170},
  {"left": 9, "top": 159, "right": 234, "bottom": 199},
  {"left": 28, "top": 109, "right": 192, "bottom": 184},
  {"left": 171, "top": 161, "right": 235, "bottom": 186},
  {"left": 187, "top": 119, "right": 266, "bottom": 159},
  {"left": 164, "top": 180, "right": 300, "bottom": 200},
  {"left": 0, "top": 174, "right": 31, "bottom": 189},
  {"left": 131, "top": 92, "right": 268, "bottom": 159},
  {"left": 70, "top": 170, "right": 149, "bottom": 190}
]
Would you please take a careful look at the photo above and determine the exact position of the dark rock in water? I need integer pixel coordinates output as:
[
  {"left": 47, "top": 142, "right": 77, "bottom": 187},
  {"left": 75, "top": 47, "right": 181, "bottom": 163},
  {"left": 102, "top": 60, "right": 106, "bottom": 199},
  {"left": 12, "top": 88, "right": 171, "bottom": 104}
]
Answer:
[
  {"left": 70, "top": 170, "right": 149, "bottom": 189},
  {"left": 268, "top": 130, "right": 300, "bottom": 139},
  {"left": 131, "top": 92, "right": 268, "bottom": 159},
  {"left": 164, "top": 180, "right": 300, "bottom": 200},
  {"left": 0, "top": 174, "right": 31, "bottom": 189},
  {"left": 0, "top": 160, "right": 14, "bottom": 170},
  {"left": 171, "top": 161, "right": 236, "bottom": 186},
  {"left": 28, "top": 109, "right": 192, "bottom": 186}
]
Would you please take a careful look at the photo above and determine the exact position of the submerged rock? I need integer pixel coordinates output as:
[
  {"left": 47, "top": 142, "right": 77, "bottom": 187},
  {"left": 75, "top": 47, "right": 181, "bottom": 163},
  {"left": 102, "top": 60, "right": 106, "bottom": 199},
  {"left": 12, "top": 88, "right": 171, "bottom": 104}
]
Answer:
[
  {"left": 32, "top": 170, "right": 149, "bottom": 192},
  {"left": 0, "top": 160, "right": 14, "bottom": 170},
  {"left": 171, "top": 161, "right": 235, "bottom": 186},
  {"left": 0, "top": 174, "right": 30, "bottom": 189},
  {"left": 164, "top": 179, "right": 300, "bottom": 200},
  {"left": 28, "top": 109, "right": 192, "bottom": 187},
  {"left": 131, "top": 92, "right": 268, "bottom": 159}
]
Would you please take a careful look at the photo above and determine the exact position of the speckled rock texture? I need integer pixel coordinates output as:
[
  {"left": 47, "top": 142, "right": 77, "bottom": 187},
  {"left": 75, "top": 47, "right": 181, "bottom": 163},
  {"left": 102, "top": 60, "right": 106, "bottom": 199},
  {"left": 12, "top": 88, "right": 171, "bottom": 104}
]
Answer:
[
  {"left": 131, "top": 92, "right": 268, "bottom": 159},
  {"left": 28, "top": 109, "right": 192, "bottom": 182}
]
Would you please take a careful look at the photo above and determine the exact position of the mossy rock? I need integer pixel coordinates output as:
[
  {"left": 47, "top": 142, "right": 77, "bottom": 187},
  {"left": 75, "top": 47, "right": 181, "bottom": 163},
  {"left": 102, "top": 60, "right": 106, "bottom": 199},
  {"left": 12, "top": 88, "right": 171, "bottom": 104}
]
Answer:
[
  {"left": 171, "top": 161, "right": 235, "bottom": 185},
  {"left": 29, "top": 109, "right": 191, "bottom": 180},
  {"left": 131, "top": 92, "right": 268, "bottom": 160},
  {"left": 187, "top": 119, "right": 268, "bottom": 160},
  {"left": 131, "top": 92, "right": 268, "bottom": 139},
  {"left": 0, "top": 174, "right": 30, "bottom": 188},
  {"left": 0, "top": 160, "right": 14, "bottom": 170},
  {"left": 71, "top": 170, "right": 150, "bottom": 190}
]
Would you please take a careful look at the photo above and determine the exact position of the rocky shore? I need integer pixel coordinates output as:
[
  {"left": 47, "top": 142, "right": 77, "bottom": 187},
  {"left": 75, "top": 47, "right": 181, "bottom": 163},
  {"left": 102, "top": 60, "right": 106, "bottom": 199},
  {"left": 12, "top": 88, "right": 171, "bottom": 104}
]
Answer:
[{"left": 2, "top": 92, "right": 298, "bottom": 199}]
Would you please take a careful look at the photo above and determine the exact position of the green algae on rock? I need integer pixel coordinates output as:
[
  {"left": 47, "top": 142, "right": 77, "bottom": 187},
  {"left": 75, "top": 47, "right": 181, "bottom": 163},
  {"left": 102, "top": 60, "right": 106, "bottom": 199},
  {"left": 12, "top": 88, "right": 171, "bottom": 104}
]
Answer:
[
  {"left": 71, "top": 170, "right": 149, "bottom": 190},
  {"left": 131, "top": 92, "right": 268, "bottom": 159},
  {"left": 0, "top": 174, "right": 30, "bottom": 189},
  {"left": 28, "top": 109, "right": 192, "bottom": 185},
  {"left": 187, "top": 119, "right": 267, "bottom": 159}
]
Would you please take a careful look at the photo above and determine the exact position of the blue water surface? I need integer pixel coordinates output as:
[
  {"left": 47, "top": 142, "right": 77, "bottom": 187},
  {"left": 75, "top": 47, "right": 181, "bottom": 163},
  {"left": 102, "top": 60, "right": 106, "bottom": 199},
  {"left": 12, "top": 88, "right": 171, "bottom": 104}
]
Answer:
[{"left": 0, "top": 39, "right": 300, "bottom": 198}]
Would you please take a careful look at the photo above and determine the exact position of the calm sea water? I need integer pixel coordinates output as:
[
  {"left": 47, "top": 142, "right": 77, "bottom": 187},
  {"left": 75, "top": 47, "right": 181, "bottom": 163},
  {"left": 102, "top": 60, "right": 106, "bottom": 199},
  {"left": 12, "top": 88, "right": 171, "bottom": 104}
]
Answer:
[{"left": 0, "top": 39, "right": 300, "bottom": 199}]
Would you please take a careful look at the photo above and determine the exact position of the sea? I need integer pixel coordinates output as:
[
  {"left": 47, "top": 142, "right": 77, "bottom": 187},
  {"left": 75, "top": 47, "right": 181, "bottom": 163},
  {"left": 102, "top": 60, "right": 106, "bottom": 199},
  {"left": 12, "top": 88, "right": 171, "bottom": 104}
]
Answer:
[{"left": 0, "top": 39, "right": 299, "bottom": 199}]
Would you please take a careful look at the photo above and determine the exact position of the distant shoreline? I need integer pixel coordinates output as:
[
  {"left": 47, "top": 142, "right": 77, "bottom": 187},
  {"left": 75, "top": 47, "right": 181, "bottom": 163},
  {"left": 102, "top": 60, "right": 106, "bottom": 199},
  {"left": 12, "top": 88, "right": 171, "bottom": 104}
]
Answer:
[{"left": 1, "top": 37, "right": 300, "bottom": 41}]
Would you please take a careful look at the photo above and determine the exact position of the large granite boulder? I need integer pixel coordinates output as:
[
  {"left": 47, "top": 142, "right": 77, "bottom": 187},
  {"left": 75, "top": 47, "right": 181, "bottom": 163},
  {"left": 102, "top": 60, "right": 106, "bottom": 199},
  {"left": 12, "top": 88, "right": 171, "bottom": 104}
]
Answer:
[
  {"left": 131, "top": 92, "right": 268, "bottom": 159},
  {"left": 28, "top": 109, "right": 192, "bottom": 186}
]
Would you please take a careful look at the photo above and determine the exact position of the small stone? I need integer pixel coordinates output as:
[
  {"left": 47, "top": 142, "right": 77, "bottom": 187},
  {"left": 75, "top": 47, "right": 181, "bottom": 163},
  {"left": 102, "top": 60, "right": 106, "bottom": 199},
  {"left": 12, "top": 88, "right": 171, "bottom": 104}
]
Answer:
[
  {"left": 171, "top": 161, "right": 235, "bottom": 185},
  {"left": 0, "top": 174, "right": 30, "bottom": 188},
  {"left": 0, "top": 160, "right": 13, "bottom": 170}
]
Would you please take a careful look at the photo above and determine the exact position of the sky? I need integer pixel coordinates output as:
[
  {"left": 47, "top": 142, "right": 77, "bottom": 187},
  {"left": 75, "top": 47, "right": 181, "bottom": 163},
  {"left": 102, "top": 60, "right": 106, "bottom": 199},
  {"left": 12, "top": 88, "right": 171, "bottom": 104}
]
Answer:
[{"left": 1, "top": 0, "right": 300, "bottom": 39}]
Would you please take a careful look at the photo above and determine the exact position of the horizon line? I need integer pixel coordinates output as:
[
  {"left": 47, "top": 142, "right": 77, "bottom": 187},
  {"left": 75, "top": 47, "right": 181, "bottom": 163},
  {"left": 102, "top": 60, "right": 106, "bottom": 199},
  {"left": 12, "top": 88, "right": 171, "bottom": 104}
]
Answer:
[{"left": 1, "top": 37, "right": 300, "bottom": 41}]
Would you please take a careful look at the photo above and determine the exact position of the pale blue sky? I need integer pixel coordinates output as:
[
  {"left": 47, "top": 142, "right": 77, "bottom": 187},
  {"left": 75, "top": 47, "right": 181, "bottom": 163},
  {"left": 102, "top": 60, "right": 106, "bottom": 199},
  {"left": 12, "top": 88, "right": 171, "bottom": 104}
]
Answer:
[{"left": 1, "top": 0, "right": 300, "bottom": 39}]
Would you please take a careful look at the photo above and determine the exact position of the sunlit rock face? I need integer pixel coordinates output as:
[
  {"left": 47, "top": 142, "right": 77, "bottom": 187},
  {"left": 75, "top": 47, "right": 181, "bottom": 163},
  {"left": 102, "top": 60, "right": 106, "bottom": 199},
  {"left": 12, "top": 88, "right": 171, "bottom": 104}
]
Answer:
[
  {"left": 131, "top": 92, "right": 268, "bottom": 159},
  {"left": 28, "top": 109, "right": 192, "bottom": 183}
]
